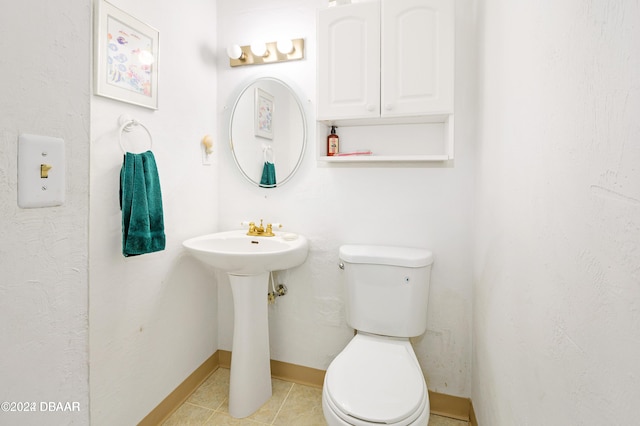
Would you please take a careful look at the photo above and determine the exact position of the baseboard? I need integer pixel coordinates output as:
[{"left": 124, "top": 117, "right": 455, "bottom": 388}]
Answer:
[
  {"left": 218, "top": 349, "right": 231, "bottom": 368},
  {"left": 271, "top": 357, "right": 326, "bottom": 388},
  {"left": 429, "top": 390, "right": 472, "bottom": 422},
  {"left": 137, "top": 352, "right": 220, "bottom": 426},
  {"left": 470, "top": 400, "right": 478, "bottom": 426},
  {"left": 139, "top": 350, "right": 475, "bottom": 425}
]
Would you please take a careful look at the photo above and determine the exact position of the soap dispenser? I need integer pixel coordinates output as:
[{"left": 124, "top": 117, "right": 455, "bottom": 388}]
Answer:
[{"left": 327, "top": 126, "right": 339, "bottom": 156}]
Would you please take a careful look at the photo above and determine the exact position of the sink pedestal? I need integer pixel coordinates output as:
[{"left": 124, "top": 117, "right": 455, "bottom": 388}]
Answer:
[
  {"left": 182, "top": 230, "right": 309, "bottom": 418},
  {"left": 228, "top": 272, "right": 272, "bottom": 418}
]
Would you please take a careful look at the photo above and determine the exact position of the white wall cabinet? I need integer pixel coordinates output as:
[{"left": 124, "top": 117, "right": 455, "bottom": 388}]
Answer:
[
  {"left": 317, "top": 0, "right": 455, "bottom": 162},
  {"left": 382, "top": 0, "right": 454, "bottom": 117},
  {"left": 317, "top": 1, "right": 380, "bottom": 121}
]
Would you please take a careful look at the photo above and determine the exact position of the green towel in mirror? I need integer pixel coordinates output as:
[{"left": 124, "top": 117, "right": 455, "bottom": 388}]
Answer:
[
  {"left": 259, "top": 161, "right": 276, "bottom": 187},
  {"left": 120, "top": 151, "right": 166, "bottom": 257}
]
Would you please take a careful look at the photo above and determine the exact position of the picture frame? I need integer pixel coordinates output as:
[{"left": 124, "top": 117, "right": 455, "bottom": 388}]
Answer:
[
  {"left": 94, "top": 0, "right": 159, "bottom": 110},
  {"left": 254, "top": 88, "right": 274, "bottom": 139}
]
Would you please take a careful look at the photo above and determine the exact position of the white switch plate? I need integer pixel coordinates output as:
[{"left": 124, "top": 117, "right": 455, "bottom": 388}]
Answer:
[{"left": 18, "top": 134, "right": 65, "bottom": 208}]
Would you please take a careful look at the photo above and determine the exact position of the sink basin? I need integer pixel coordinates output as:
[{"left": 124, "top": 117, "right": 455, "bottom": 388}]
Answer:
[
  {"left": 183, "top": 230, "right": 308, "bottom": 275},
  {"left": 182, "top": 229, "right": 308, "bottom": 418}
]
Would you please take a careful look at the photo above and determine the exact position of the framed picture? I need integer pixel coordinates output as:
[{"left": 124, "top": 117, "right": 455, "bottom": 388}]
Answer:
[
  {"left": 94, "top": 1, "right": 159, "bottom": 109},
  {"left": 254, "top": 88, "right": 274, "bottom": 139}
]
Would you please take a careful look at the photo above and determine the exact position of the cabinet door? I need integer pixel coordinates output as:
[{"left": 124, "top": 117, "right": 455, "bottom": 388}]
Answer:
[
  {"left": 381, "top": 0, "right": 454, "bottom": 116},
  {"left": 317, "top": 1, "right": 380, "bottom": 120}
]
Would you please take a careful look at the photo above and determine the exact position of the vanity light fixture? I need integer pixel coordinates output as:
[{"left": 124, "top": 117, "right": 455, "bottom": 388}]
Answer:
[{"left": 227, "top": 38, "right": 305, "bottom": 67}]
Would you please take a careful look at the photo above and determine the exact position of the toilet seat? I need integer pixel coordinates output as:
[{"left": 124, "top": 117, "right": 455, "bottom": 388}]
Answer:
[{"left": 324, "top": 334, "right": 427, "bottom": 425}]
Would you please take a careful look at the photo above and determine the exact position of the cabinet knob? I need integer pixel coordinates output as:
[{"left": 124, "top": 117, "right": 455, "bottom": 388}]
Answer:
[
  {"left": 385, "top": 104, "right": 394, "bottom": 111},
  {"left": 366, "top": 104, "right": 376, "bottom": 112}
]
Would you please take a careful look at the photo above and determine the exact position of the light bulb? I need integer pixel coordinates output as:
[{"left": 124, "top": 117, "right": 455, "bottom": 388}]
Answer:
[
  {"left": 250, "top": 42, "right": 268, "bottom": 58},
  {"left": 276, "top": 39, "right": 294, "bottom": 55},
  {"left": 138, "top": 50, "right": 154, "bottom": 65},
  {"left": 226, "top": 44, "right": 244, "bottom": 60}
]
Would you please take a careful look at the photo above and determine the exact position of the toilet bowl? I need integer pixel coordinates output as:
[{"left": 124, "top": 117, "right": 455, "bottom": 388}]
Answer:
[
  {"left": 322, "top": 333, "right": 430, "bottom": 426},
  {"left": 322, "top": 245, "right": 434, "bottom": 426}
]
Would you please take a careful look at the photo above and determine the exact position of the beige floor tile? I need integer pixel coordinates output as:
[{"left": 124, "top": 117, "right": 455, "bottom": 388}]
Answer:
[
  {"left": 273, "top": 383, "right": 326, "bottom": 426},
  {"left": 429, "top": 414, "right": 470, "bottom": 426},
  {"left": 206, "top": 367, "right": 231, "bottom": 386},
  {"left": 166, "top": 367, "right": 469, "bottom": 426},
  {"left": 162, "top": 402, "right": 214, "bottom": 425},
  {"left": 204, "top": 411, "right": 267, "bottom": 425},
  {"left": 187, "top": 368, "right": 230, "bottom": 410},
  {"left": 217, "top": 377, "right": 293, "bottom": 424}
]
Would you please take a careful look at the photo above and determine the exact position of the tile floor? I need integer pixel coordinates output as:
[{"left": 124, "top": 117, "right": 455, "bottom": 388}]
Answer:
[{"left": 162, "top": 367, "right": 469, "bottom": 425}]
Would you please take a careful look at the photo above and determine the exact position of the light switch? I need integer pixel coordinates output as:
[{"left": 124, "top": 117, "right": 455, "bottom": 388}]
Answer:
[{"left": 18, "top": 134, "right": 65, "bottom": 208}]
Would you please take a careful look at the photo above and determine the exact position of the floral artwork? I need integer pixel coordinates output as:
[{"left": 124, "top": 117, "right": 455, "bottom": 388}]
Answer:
[
  {"left": 95, "top": 1, "right": 159, "bottom": 109},
  {"left": 106, "top": 17, "right": 154, "bottom": 97},
  {"left": 255, "top": 88, "right": 274, "bottom": 139}
]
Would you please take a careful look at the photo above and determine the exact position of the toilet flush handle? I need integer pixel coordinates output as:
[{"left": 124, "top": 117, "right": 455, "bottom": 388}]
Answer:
[{"left": 338, "top": 262, "right": 344, "bottom": 270}]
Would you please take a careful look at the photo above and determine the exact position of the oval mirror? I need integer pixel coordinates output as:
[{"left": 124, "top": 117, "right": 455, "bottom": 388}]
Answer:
[{"left": 229, "top": 77, "right": 307, "bottom": 188}]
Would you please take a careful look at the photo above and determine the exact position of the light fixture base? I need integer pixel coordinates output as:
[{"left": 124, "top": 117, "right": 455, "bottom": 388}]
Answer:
[{"left": 229, "top": 38, "right": 304, "bottom": 67}]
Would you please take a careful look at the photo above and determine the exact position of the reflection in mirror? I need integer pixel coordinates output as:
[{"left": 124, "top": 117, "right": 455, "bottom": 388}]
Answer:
[{"left": 229, "top": 77, "right": 307, "bottom": 188}]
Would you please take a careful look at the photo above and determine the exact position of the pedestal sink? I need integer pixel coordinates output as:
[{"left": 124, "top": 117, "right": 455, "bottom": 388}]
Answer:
[{"left": 182, "top": 230, "right": 308, "bottom": 418}]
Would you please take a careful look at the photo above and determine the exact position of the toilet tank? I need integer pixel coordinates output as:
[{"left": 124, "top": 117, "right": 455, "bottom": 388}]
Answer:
[{"left": 339, "top": 245, "right": 434, "bottom": 338}]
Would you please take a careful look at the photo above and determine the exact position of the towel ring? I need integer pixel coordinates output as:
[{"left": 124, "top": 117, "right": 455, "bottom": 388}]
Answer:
[
  {"left": 118, "top": 115, "right": 153, "bottom": 154},
  {"left": 263, "top": 145, "right": 275, "bottom": 163}
]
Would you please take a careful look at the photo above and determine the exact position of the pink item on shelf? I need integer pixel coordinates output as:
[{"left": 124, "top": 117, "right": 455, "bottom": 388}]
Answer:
[{"left": 333, "top": 150, "right": 373, "bottom": 157}]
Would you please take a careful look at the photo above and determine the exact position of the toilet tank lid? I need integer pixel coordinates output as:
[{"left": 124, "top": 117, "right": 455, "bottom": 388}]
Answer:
[{"left": 339, "top": 245, "right": 433, "bottom": 268}]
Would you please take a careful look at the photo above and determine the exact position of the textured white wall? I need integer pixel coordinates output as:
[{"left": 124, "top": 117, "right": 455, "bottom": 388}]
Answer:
[
  {"left": 89, "top": 0, "right": 219, "bottom": 424},
  {"left": 0, "top": 1, "right": 91, "bottom": 425},
  {"left": 215, "top": 0, "right": 476, "bottom": 397},
  {"left": 474, "top": 1, "right": 640, "bottom": 424},
  {"left": 2, "top": 1, "right": 474, "bottom": 424}
]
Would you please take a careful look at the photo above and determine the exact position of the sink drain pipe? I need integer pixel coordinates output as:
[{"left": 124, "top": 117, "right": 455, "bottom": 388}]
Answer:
[{"left": 267, "top": 271, "right": 287, "bottom": 304}]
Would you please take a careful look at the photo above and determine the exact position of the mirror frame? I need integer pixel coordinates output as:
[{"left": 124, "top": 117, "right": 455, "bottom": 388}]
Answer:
[{"left": 229, "top": 77, "right": 307, "bottom": 188}]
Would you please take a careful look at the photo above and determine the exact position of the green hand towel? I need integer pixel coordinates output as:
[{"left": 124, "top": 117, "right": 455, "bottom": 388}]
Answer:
[
  {"left": 259, "top": 161, "right": 276, "bottom": 187},
  {"left": 120, "top": 151, "right": 166, "bottom": 257}
]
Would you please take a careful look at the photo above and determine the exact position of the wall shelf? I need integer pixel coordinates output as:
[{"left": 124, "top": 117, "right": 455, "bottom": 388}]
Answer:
[
  {"left": 318, "top": 154, "right": 451, "bottom": 163},
  {"left": 316, "top": 114, "right": 454, "bottom": 163}
]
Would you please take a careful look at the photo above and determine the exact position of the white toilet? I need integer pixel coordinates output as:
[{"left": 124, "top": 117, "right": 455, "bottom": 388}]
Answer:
[{"left": 322, "top": 245, "right": 434, "bottom": 426}]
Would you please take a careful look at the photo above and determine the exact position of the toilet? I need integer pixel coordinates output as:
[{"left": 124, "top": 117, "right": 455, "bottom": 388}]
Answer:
[{"left": 322, "top": 245, "right": 434, "bottom": 426}]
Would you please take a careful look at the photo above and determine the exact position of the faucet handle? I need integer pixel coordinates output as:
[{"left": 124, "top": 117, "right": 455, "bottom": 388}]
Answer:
[
  {"left": 264, "top": 223, "right": 282, "bottom": 237},
  {"left": 268, "top": 223, "right": 283, "bottom": 232},
  {"left": 241, "top": 220, "right": 257, "bottom": 235}
]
